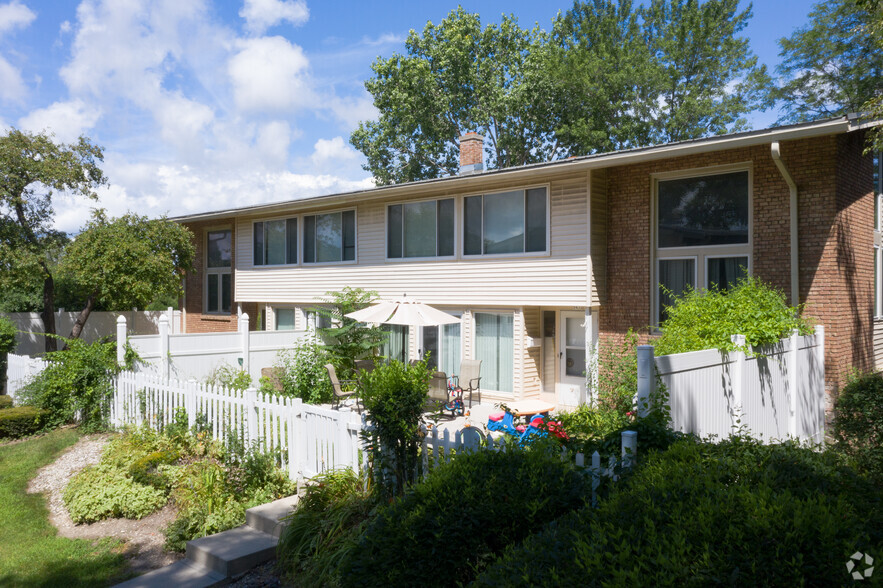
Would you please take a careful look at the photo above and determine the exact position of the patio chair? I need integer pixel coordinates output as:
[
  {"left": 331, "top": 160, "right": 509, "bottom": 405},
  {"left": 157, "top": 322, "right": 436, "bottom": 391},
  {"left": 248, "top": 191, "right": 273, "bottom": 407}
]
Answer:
[
  {"left": 425, "top": 370, "right": 450, "bottom": 418},
  {"left": 325, "top": 363, "right": 361, "bottom": 413},
  {"left": 452, "top": 359, "right": 482, "bottom": 408}
]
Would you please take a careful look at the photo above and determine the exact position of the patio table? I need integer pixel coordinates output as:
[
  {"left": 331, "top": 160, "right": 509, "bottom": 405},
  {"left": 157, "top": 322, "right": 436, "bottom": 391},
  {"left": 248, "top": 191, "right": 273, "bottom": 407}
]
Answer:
[{"left": 506, "top": 399, "right": 556, "bottom": 417}]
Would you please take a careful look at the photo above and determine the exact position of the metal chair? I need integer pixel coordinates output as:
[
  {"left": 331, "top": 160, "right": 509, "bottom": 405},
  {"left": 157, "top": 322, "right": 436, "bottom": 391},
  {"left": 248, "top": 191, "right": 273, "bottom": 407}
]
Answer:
[
  {"left": 325, "top": 363, "right": 361, "bottom": 413},
  {"left": 426, "top": 370, "right": 450, "bottom": 416},
  {"left": 453, "top": 359, "right": 482, "bottom": 408}
]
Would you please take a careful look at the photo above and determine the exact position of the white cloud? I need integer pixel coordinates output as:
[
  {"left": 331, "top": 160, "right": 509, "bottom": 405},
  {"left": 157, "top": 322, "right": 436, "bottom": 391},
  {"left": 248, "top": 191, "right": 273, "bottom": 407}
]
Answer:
[
  {"left": 0, "top": 0, "right": 35, "bottom": 36},
  {"left": 0, "top": 55, "right": 25, "bottom": 101},
  {"left": 311, "top": 136, "right": 357, "bottom": 166},
  {"left": 257, "top": 120, "right": 292, "bottom": 166},
  {"left": 18, "top": 99, "right": 101, "bottom": 142},
  {"left": 326, "top": 93, "right": 376, "bottom": 129},
  {"left": 228, "top": 36, "right": 313, "bottom": 112},
  {"left": 59, "top": 20, "right": 71, "bottom": 33},
  {"left": 240, "top": 0, "right": 308, "bottom": 35}
]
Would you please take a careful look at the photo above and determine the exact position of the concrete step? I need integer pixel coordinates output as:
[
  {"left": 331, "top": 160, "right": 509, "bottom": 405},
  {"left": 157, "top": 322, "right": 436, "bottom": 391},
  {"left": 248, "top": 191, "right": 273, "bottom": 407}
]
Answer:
[
  {"left": 113, "top": 559, "right": 226, "bottom": 588},
  {"left": 186, "top": 525, "right": 279, "bottom": 578},
  {"left": 245, "top": 495, "right": 299, "bottom": 538}
]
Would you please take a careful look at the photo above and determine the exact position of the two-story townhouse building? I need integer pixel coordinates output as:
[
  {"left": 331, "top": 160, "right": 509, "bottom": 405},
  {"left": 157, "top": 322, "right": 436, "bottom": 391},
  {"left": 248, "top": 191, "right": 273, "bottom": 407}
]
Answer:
[{"left": 173, "top": 116, "right": 880, "bottom": 409}]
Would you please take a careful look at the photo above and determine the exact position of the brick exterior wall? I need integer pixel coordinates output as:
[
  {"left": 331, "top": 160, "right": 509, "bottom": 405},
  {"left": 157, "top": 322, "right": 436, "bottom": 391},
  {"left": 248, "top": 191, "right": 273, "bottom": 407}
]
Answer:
[
  {"left": 459, "top": 133, "right": 484, "bottom": 168},
  {"left": 601, "top": 133, "right": 874, "bottom": 395},
  {"left": 181, "top": 218, "right": 258, "bottom": 333}
]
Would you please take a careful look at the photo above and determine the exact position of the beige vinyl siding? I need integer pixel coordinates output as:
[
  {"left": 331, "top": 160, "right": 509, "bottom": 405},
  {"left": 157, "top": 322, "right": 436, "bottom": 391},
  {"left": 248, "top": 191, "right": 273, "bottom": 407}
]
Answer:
[
  {"left": 875, "top": 318, "right": 883, "bottom": 371},
  {"left": 233, "top": 173, "right": 590, "bottom": 307},
  {"left": 590, "top": 168, "right": 608, "bottom": 305},
  {"left": 521, "top": 307, "right": 542, "bottom": 400},
  {"left": 513, "top": 309, "right": 525, "bottom": 400}
]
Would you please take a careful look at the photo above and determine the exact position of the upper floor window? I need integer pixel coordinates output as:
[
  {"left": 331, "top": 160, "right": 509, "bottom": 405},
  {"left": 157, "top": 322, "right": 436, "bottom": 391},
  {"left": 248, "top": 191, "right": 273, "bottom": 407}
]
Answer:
[
  {"left": 254, "top": 218, "right": 297, "bottom": 266},
  {"left": 387, "top": 198, "right": 454, "bottom": 259},
  {"left": 463, "top": 187, "right": 547, "bottom": 256},
  {"left": 654, "top": 169, "right": 750, "bottom": 324},
  {"left": 206, "top": 229, "right": 232, "bottom": 314},
  {"left": 303, "top": 211, "right": 356, "bottom": 263}
]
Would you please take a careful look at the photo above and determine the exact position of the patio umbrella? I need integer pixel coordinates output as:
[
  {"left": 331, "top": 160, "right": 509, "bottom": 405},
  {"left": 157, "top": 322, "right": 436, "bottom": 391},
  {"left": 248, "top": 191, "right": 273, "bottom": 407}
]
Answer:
[{"left": 344, "top": 295, "right": 460, "bottom": 326}]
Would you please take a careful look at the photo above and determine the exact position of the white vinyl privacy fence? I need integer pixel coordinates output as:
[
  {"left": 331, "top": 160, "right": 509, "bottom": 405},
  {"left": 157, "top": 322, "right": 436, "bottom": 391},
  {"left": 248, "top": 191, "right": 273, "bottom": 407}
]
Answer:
[
  {"left": 5, "top": 353, "right": 48, "bottom": 400},
  {"left": 637, "top": 327, "right": 825, "bottom": 444},
  {"left": 112, "top": 371, "right": 364, "bottom": 479},
  {"left": 122, "top": 313, "right": 308, "bottom": 383}
]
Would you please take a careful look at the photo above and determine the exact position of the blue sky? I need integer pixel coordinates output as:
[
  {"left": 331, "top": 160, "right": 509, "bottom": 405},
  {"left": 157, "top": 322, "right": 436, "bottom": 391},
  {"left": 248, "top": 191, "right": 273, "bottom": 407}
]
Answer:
[{"left": 0, "top": 0, "right": 819, "bottom": 233}]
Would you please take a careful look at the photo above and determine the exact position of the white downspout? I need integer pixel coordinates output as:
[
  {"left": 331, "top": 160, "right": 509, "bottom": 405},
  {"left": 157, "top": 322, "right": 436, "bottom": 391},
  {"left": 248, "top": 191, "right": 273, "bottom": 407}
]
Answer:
[{"left": 771, "top": 141, "right": 799, "bottom": 306}]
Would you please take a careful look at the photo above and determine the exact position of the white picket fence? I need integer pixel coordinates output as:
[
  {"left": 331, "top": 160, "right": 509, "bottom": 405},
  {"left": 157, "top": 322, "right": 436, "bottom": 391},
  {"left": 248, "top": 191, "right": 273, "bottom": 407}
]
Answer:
[
  {"left": 123, "top": 313, "right": 308, "bottom": 384},
  {"left": 5, "top": 353, "right": 48, "bottom": 401},
  {"left": 637, "top": 327, "right": 825, "bottom": 444},
  {"left": 111, "top": 371, "right": 363, "bottom": 479}
]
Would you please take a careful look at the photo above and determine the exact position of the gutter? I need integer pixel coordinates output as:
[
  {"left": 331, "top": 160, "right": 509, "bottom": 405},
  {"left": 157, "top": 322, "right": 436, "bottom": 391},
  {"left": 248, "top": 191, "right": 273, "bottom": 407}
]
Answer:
[{"left": 770, "top": 141, "right": 799, "bottom": 306}]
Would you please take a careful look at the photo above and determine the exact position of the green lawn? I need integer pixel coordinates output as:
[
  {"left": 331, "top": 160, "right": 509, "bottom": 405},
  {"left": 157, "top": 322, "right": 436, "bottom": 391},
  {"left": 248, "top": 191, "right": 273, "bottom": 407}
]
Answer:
[{"left": 0, "top": 428, "right": 131, "bottom": 587}]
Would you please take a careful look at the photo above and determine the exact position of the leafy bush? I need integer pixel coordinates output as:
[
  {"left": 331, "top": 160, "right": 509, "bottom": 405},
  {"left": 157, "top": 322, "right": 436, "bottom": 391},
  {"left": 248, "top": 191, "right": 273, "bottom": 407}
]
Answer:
[
  {"left": 17, "top": 337, "right": 132, "bottom": 431},
  {"left": 204, "top": 363, "right": 252, "bottom": 391},
  {"left": 64, "top": 463, "right": 167, "bottom": 523},
  {"left": 474, "top": 438, "right": 882, "bottom": 587},
  {"left": 341, "top": 448, "right": 591, "bottom": 587},
  {"left": 0, "top": 316, "right": 15, "bottom": 390},
  {"left": 0, "top": 395, "right": 13, "bottom": 409},
  {"left": 834, "top": 371, "right": 883, "bottom": 479},
  {"left": 654, "top": 275, "right": 812, "bottom": 356},
  {"left": 277, "top": 468, "right": 375, "bottom": 587},
  {"left": 360, "top": 359, "right": 429, "bottom": 498},
  {"left": 273, "top": 337, "right": 333, "bottom": 404},
  {"left": 590, "top": 329, "right": 640, "bottom": 416},
  {"left": 315, "top": 287, "right": 386, "bottom": 378},
  {"left": 0, "top": 406, "right": 48, "bottom": 438},
  {"left": 128, "top": 449, "right": 180, "bottom": 490}
]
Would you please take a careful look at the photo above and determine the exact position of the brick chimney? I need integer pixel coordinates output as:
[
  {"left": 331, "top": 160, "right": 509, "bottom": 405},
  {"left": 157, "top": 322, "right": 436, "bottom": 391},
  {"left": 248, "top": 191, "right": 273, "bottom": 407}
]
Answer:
[{"left": 459, "top": 132, "right": 484, "bottom": 175}]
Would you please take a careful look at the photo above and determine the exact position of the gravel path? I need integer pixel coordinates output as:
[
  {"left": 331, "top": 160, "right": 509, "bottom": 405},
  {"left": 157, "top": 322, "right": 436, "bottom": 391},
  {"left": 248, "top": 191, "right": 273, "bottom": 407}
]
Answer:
[{"left": 26, "top": 433, "right": 182, "bottom": 575}]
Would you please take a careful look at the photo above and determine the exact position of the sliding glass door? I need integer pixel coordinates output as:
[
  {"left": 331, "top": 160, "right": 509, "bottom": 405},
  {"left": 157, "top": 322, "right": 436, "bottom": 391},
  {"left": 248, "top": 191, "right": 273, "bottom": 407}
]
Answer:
[{"left": 473, "top": 312, "right": 513, "bottom": 393}]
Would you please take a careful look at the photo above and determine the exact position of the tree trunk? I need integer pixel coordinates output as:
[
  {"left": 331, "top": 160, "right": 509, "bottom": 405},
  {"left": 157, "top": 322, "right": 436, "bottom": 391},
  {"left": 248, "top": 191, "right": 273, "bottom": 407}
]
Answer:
[
  {"left": 41, "top": 275, "right": 57, "bottom": 353},
  {"left": 68, "top": 293, "right": 97, "bottom": 343}
]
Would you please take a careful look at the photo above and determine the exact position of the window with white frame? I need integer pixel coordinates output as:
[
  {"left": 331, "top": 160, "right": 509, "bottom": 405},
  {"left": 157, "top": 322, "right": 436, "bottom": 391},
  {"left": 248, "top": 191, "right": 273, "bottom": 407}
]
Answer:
[
  {"left": 305, "top": 309, "right": 332, "bottom": 330},
  {"left": 655, "top": 169, "right": 750, "bottom": 324},
  {"left": 387, "top": 198, "right": 455, "bottom": 258},
  {"left": 419, "top": 314, "right": 462, "bottom": 374},
  {"left": 473, "top": 312, "right": 514, "bottom": 393},
  {"left": 275, "top": 308, "right": 296, "bottom": 330},
  {"left": 205, "top": 229, "right": 232, "bottom": 314},
  {"left": 303, "top": 211, "right": 356, "bottom": 263},
  {"left": 254, "top": 218, "right": 296, "bottom": 266},
  {"left": 463, "top": 187, "right": 547, "bottom": 256}
]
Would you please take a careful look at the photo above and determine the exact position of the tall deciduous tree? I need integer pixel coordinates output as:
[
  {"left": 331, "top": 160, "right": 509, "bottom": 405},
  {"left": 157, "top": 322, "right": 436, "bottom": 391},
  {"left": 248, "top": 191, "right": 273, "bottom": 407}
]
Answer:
[
  {"left": 551, "top": 0, "right": 771, "bottom": 154},
  {"left": 351, "top": 8, "right": 565, "bottom": 185},
  {"left": 0, "top": 129, "right": 106, "bottom": 352},
  {"left": 774, "top": 0, "right": 883, "bottom": 123},
  {"left": 859, "top": 0, "right": 883, "bottom": 153},
  {"left": 60, "top": 211, "right": 194, "bottom": 341}
]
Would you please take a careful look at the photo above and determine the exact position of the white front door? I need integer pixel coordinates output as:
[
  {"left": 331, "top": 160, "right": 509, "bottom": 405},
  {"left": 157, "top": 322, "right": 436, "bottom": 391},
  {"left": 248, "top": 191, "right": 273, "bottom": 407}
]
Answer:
[{"left": 557, "top": 311, "right": 588, "bottom": 407}]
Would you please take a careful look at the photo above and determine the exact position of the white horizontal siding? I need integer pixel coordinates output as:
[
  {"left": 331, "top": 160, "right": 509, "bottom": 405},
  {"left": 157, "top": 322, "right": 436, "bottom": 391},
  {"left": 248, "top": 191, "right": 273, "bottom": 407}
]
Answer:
[{"left": 234, "top": 174, "right": 590, "bottom": 307}]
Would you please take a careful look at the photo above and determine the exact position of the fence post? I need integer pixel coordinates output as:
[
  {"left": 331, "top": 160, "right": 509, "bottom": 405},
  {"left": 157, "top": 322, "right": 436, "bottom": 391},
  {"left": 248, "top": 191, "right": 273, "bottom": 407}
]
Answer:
[
  {"left": 166, "top": 306, "right": 176, "bottom": 334},
  {"left": 815, "top": 325, "right": 826, "bottom": 444},
  {"left": 246, "top": 387, "right": 258, "bottom": 445},
  {"left": 159, "top": 314, "right": 170, "bottom": 380},
  {"left": 636, "top": 345, "right": 654, "bottom": 418},
  {"left": 789, "top": 329, "right": 799, "bottom": 440},
  {"left": 239, "top": 313, "right": 250, "bottom": 374},
  {"left": 116, "top": 315, "right": 127, "bottom": 367},
  {"left": 730, "top": 334, "right": 746, "bottom": 434},
  {"left": 621, "top": 430, "right": 637, "bottom": 470}
]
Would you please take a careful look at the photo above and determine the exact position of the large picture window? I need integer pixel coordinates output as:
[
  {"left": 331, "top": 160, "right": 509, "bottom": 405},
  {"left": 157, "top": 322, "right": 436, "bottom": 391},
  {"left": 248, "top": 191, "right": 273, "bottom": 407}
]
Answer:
[
  {"left": 205, "top": 229, "right": 232, "bottom": 314},
  {"left": 303, "top": 211, "right": 356, "bottom": 263},
  {"left": 655, "top": 169, "right": 750, "bottom": 324},
  {"left": 463, "top": 187, "right": 547, "bottom": 256},
  {"left": 387, "top": 198, "right": 454, "bottom": 258},
  {"left": 254, "top": 218, "right": 297, "bottom": 265}
]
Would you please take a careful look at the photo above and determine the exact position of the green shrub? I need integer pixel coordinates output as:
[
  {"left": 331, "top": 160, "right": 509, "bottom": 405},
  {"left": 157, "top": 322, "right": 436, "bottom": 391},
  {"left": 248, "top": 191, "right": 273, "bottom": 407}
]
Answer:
[
  {"left": 64, "top": 464, "right": 167, "bottom": 523},
  {"left": 0, "top": 316, "right": 15, "bottom": 390},
  {"left": 474, "top": 438, "right": 882, "bottom": 587},
  {"left": 834, "top": 371, "right": 883, "bottom": 479},
  {"left": 274, "top": 337, "right": 333, "bottom": 404},
  {"left": 276, "top": 468, "right": 375, "bottom": 587},
  {"left": 654, "top": 275, "right": 812, "bottom": 356},
  {"left": 0, "top": 395, "right": 13, "bottom": 409},
  {"left": 315, "top": 287, "right": 386, "bottom": 378},
  {"left": 204, "top": 363, "right": 251, "bottom": 391},
  {"left": 0, "top": 406, "right": 48, "bottom": 438},
  {"left": 360, "top": 359, "right": 429, "bottom": 498},
  {"left": 341, "top": 447, "right": 590, "bottom": 587},
  {"left": 17, "top": 337, "right": 130, "bottom": 432},
  {"left": 128, "top": 449, "right": 180, "bottom": 490}
]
